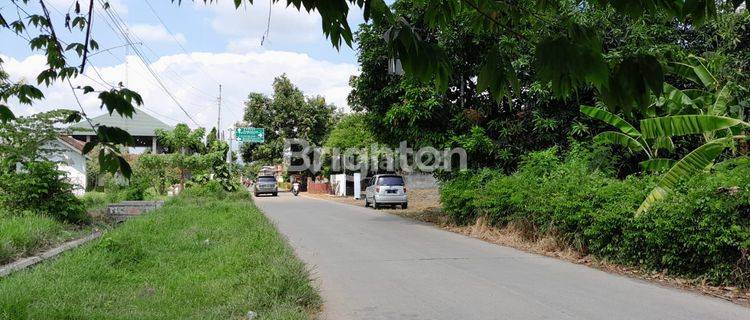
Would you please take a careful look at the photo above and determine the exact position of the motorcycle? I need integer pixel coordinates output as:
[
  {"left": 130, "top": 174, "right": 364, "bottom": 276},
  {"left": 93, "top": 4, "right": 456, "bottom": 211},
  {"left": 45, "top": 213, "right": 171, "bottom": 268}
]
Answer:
[{"left": 292, "top": 182, "right": 300, "bottom": 196}]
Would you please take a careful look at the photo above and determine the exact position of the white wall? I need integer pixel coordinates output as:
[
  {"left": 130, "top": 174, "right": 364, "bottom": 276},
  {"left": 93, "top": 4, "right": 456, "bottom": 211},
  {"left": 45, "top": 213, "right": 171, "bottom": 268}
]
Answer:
[{"left": 45, "top": 141, "right": 87, "bottom": 196}]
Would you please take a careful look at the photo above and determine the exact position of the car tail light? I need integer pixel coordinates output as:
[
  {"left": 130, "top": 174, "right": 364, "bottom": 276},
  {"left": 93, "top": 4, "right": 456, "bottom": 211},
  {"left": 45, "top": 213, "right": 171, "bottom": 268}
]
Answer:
[{"left": 375, "top": 187, "right": 380, "bottom": 193}]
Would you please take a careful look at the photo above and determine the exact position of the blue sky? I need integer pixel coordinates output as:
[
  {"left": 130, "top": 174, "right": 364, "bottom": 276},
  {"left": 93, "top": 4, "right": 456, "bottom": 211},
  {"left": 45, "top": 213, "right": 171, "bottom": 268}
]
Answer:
[{"left": 1, "top": 0, "right": 367, "bottom": 130}]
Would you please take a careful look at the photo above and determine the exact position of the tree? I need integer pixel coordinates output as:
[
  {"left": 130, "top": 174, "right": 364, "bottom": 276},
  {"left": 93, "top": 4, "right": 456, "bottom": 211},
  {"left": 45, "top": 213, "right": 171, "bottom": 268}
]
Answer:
[
  {"left": 1, "top": 0, "right": 144, "bottom": 178},
  {"left": 3, "top": 0, "right": 746, "bottom": 179},
  {"left": 217, "top": 0, "right": 746, "bottom": 115},
  {"left": 155, "top": 124, "right": 206, "bottom": 155},
  {"left": 580, "top": 105, "right": 677, "bottom": 172},
  {"left": 155, "top": 124, "right": 206, "bottom": 189},
  {"left": 240, "top": 74, "right": 336, "bottom": 164},
  {"left": 0, "top": 109, "right": 77, "bottom": 172},
  {"left": 325, "top": 113, "right": 376, "bottom": 150},
  {"left": 347, "top": 4, "right": 588, "bottom": 171}
]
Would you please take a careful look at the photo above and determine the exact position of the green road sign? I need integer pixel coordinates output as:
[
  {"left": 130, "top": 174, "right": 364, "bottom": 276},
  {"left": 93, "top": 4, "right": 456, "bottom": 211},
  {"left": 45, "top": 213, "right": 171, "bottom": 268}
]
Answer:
[{"left": 236, "top": 127, "right": 265, "bottom": 143}]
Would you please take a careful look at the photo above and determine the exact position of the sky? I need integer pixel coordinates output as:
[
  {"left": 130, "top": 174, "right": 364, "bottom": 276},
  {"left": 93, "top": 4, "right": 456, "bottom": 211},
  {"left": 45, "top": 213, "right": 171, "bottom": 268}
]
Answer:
[{"left": 1, "top": 0, "right": 366, "bottom": 133}]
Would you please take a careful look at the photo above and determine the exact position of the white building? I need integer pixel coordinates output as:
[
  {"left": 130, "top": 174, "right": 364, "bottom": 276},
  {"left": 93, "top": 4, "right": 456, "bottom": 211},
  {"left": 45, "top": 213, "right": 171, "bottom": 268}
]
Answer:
[{"left": 45, "top": 136, "right": 88, "bottom": 196}]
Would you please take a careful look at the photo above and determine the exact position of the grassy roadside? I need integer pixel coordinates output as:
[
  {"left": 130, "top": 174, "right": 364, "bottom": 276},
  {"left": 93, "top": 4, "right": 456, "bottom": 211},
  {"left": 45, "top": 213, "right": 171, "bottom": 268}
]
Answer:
[
  {"left": 0, "top": 188, "right": 321, "bottom": 319},
  {"left": 0, "top": 210, "right": 89, "bottom": 265}
]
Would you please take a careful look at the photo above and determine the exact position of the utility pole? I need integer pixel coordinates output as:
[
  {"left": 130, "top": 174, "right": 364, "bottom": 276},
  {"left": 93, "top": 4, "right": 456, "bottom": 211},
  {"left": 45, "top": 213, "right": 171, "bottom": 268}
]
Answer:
[{"left": 217, "top": 84, "right": 222, "bottom": 140}]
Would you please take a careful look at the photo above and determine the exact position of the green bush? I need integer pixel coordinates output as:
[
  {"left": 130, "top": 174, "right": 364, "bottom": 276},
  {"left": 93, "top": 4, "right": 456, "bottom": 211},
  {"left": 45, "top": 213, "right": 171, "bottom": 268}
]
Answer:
[
  {"left": 440, "top": 169, "right": 502, "bottom": 224},
  {"left": 180, "top": 180, "right": 243, "bottom": 200},
  {"left": 0, "top": 161, "right": 89, "bottom": 224},
  {"left": 440, "top": 147, "right": 750, "bottom": 286}
]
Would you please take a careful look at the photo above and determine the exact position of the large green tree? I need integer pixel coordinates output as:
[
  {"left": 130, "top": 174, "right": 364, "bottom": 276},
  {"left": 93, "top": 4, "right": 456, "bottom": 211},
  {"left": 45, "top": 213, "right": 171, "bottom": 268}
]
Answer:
[
  {"left": 155, "top": 124, "right": 206, "bottom": 189},
  {"left": 3, "top": 0, "right": 746, "bottom": 178},
  {"left": 240, "top": 75, "right": 336, "bottom": 164},
  {"left": 348, "top": 0, "right": 750, "bottom": 173}
]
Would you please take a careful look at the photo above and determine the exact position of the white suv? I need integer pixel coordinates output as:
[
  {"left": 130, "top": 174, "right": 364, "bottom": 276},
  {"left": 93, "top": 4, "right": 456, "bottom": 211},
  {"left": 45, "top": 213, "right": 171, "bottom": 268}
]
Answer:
[{"left": 365, "top": 174, "right": 408, "bottom": 209}]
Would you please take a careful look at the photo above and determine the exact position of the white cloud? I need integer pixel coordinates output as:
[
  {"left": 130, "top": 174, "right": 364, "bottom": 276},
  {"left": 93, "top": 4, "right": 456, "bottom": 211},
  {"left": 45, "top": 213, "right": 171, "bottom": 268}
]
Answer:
[
  {"left": 129, "top": 23, "right": 187, "bottom": 45},
  {"left": 201, "top": 1, "right": 320, "bottom": 42},
  {"left": 193, "top": 0, "right": 365, "bottom": 50},
  {"left": 2, "top": 49, "right": 358, "bottom": 131}
]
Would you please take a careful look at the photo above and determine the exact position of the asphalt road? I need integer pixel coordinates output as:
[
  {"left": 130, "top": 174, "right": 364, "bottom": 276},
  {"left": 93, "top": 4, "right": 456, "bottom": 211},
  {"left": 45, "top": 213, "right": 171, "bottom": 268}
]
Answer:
[{"left": 254, "top": 193, "right": 750, "bottom": 320}]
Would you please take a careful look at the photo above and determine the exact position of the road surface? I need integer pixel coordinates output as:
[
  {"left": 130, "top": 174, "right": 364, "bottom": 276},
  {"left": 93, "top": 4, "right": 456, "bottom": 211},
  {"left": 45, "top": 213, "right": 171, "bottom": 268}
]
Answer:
[{"left": 254, "top": 193, "right": 750, "bottom": 320}]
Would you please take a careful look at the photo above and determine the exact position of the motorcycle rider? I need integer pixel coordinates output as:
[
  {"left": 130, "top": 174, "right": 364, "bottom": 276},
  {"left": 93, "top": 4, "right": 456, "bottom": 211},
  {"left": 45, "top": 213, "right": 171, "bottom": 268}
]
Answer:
[{"left": 292, "top": 178, "right": 300, "bottom": 196}]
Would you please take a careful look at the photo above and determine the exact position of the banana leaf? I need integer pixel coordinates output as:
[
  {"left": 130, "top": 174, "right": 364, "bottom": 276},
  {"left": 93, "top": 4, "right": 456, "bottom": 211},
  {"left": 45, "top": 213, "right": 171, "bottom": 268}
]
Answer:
[
  {"left": 637, "top": 138, "right": 732, "bottom": 215},
  {"left": 580, "top": 105, "right": 641, "bottom": 137},
  {"left": 639, "top": 158, "right": 677, "bottom": 172},
  {"left": 652, "top": 136, "right": 675, "bottom": 153},
  {"left": 640, "top": 115, "right": 744, "bottom": 139},
  {"left": 594, "top": 131, "right": 646, "bottom": 153},
  {"left": 672, "top": 56, "right": 717, "bottom": 89},
  {"left": 710, "top": 83, "right": 733, "bottom": 116}
]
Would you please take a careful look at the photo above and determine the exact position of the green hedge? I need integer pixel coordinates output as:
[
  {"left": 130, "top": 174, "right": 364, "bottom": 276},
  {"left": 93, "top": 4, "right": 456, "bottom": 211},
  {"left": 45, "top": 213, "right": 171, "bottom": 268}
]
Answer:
[{"left": 440, "top": 146, "right": 750, "bottom": 286}]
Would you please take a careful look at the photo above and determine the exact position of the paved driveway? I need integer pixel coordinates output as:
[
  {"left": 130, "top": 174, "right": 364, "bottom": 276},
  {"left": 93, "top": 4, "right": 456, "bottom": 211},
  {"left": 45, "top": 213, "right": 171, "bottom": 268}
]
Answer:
[{"left": 254, "top": 193, "right": 750, "bottom": 320}]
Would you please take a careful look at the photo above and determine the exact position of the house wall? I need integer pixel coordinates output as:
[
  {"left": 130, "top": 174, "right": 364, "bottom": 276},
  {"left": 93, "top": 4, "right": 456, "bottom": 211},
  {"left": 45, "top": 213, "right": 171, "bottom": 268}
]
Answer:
[{"left": 45, "top": 141, "right": 87, "bottom": 196}]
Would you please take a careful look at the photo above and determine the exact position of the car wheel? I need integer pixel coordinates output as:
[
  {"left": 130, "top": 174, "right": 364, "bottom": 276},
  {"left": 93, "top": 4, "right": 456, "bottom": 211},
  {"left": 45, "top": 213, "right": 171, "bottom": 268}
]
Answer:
[
  {"left": 373, "top": 200, "right": 380, "bottom": 210},
  {"left": 273, "top": 192, "right": 278, "bottom": 196},
  {"left": 364, "top": 198, "right": 370, "bottom": 207},
  {"left": 402, "top": 203, "right": 408, "bottom": 209},
  {"left": 254, "top": 192, "right": 259, "bottom": 197}
]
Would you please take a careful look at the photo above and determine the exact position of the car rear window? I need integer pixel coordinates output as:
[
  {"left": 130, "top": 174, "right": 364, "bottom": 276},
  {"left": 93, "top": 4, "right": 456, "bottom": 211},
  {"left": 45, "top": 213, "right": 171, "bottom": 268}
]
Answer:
[
  {"left": 258, "top": 177, "right": 276, "bottom": 183},
  {"left": 377, "top": 176, "right": 404, "bottom": 186}
]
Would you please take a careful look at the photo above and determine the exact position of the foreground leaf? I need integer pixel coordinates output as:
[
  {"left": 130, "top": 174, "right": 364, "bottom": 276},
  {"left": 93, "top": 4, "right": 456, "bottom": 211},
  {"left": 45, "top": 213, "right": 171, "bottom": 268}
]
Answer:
[
  {"left": 0, "top": 104, "right": 15, "bottom": 122},
  {"left": 536, "top": 26, "right": 608, "bottom": 97},
  {"left": 599, "top": 54, "right": 664, "bottom": 114}
]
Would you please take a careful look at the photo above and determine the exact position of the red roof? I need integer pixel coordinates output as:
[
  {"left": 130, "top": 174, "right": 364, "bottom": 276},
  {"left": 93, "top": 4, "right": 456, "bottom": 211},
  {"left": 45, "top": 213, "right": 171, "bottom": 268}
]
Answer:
[{"left": 58, "top": 135, "right": 86, "bottom": 153}]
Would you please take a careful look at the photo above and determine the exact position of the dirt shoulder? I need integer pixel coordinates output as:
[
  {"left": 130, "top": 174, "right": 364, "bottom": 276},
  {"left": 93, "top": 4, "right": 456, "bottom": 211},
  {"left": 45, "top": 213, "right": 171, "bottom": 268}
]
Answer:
[{"left": 304, "top": 188, "right": 750, "bottom": 307}]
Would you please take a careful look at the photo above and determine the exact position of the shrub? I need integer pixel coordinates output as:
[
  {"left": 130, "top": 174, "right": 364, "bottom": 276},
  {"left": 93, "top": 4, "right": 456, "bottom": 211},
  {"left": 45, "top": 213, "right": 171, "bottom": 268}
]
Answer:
[
  {"left": 0, "top": 161, "right": 89, "bottom": 224},
  {"left": 439, "top": 147, "right": 750, "bottom": 286},
  {"left": 181, "top": 180, "right": 230, "bottom": 199},
  {"left": 440, "top": 169, "right": 501, "bottom": 224}
]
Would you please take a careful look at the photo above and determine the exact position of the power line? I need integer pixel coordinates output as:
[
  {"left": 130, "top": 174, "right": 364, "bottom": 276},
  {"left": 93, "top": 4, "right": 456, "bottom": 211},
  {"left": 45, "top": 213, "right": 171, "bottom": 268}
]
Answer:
[
  {"left": 142, "top": 0, "right": 222, "bottom": 86},
  {"left": 140, "top": 0, "right": 246, "bottom": 125},
  {"left": 99, "top": 3, "right": 219, "bottom": 103},
  {"left": 95, "top": 0, "right": 201, "bottom": 127}
]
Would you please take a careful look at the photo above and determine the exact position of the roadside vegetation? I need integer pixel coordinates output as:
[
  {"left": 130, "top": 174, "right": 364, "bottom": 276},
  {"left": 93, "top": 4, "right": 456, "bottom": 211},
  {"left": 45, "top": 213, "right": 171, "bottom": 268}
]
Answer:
[
  {"left": 441, "top": 145, "right": 750, "bottom": 287},
  {"left": 339, "top": 0, "right": 750, "bottom": 289},
  {"left": 0, "top": 112, "right": 93, "bottom": 264},
  {"left": 0, "top": 209, "right": 85, "bottom": 265},
  {"left": 0, "top": 182, "right": 321, "bottom": 319},
  {"left": 0, "top": 110, "right": 244, "bottom": 266}
]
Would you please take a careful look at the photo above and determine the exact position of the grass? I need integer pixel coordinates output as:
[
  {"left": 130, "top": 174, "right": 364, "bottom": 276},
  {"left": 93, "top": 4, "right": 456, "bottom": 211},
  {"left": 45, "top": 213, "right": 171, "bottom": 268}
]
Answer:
[
  {"left": 79, "top": 191, "right": 115, "bottom": 212},
  {"left": 0, "top": 190, "right": 321, "bottom": 320},
  {"left": 0, "top": 210, "right": 83, "bottom": 265}
]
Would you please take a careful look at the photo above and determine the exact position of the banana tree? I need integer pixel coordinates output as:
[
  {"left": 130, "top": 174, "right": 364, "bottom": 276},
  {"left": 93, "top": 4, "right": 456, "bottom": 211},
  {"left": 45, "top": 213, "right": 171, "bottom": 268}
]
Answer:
[
  {"left": 636, "top": 114, "right": 749, "bottom": 215},
  {"left": 653, "top": 55, "right": 745, "bottom": 138},
  {"left": 580, "top": 105, "right": 676, "bottom": 172}
]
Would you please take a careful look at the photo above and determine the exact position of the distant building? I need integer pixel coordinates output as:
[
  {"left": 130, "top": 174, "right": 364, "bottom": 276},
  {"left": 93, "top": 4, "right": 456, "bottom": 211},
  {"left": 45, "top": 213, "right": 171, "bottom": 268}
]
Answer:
[
  {"left": 68, "top": 108, "right": 173, "bottom": 154},
  {"left": 45, "top": 136, "right": 88, "bottom": 196}
]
